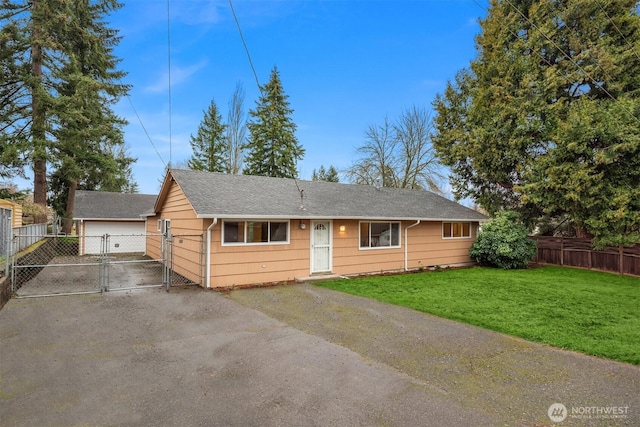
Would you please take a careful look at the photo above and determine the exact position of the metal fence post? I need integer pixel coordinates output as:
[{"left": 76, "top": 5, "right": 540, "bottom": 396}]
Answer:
[
  {"left": 162, "top": 234, "right": 171, "bottom": 292},
  {"left": 99, "top": 234, "right": 110, "bottom": 293},
  {"left": 9, "top": 235, "right": 16, "bottom": 294},
  {"left": 3, "top": 210, "right": 9, "bottom": 280}
]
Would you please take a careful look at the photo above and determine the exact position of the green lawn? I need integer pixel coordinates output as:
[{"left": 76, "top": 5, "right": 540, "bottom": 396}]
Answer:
[{"left": 315, "top": 266, "right": 640, "bottom": 365}]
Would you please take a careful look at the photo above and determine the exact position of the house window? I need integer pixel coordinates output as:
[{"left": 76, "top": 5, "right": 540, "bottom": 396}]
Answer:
[
  {"left": 442, "top": 222, "right": 471, "bottom": 239},
  {"left": 359, "top": 222, "right": 400, "bottom": 249},
  {"left": 222, "top": 220, "right": 289, "bottom": 245}
]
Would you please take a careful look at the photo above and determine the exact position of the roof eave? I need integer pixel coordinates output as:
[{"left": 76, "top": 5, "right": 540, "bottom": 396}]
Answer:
[
  {"left": 73, "top": 217, "right": 146, "bottom": 221},
  {"left": 196, "top": 213, "right": 486, "bottom": 221}
]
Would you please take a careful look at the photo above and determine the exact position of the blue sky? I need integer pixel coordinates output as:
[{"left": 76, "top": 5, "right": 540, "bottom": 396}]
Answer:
[{"left": 108, "top": 0, "right": 488, "bottom": 195}]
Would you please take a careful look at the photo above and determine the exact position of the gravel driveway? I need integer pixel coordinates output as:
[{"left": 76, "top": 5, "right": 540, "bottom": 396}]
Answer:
[{"left": 0, "top": 283, "right": 638, "bottom": 426}]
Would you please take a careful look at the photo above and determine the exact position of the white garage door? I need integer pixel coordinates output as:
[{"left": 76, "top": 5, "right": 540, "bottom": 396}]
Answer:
[{"left": 83, "top": 221, "right": 146, "bottom": 255}]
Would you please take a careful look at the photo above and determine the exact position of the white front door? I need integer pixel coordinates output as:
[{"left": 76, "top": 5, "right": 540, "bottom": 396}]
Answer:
[{"left": 311, "top": 221, "right": 332, "bottom": 273}]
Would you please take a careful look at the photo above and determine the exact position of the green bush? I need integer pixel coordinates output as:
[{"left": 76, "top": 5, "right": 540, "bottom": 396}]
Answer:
[
  {"left": 470, "top": 211, "right": 536, "bottom": 269},
  {"left": 55, "top": 236, "right": 79, "bottom": 255}
]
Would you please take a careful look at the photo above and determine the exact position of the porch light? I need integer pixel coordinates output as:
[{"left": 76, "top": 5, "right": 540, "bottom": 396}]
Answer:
[{"left": 339, "top": 225, "right": 346, "bottom": 232}]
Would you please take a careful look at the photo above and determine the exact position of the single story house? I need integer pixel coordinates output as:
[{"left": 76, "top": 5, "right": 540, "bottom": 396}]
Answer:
[
  {"left": 74, "top": 190, "right": 157, "bottom": 255},
  {"left": 145, "top": 169, "right": 488, "bottom": 289}
]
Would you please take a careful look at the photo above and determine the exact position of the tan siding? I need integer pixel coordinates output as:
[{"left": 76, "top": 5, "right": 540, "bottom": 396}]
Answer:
[
  {"left": 405, "top": 221, "right": 476, "bottom": 269},
  {"left": 208, "top": 220, "right": 310, "bottom": 288},
  {"left": 204, "top": 219, "right": 479, "bottom": 288},
  {"left": 145, "top": 217, "right": 162, "bottom": 260},
  {"left": 332, "top": 220, "right": 476, "bottom": 276},
  {"left": 145, "top": 181, "right": 205, "bottom": 284},
  {"left": 332, "top": 220, "right": 404, "bottom": 275},
  {"left": 0, "top": 200, "right": 22, "bottom": 227},
  {"left": 149, "top": 180, "right": 481, "bottom": 288},
  {"left": 170, "top": 234, "right": 203, "bottom": 284}
]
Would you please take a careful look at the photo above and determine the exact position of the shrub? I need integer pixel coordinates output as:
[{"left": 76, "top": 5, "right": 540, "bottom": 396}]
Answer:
[
  {"left": 55, "top": 236, "right": 79, "bottom": 255},
  {"left": 470, "top": 211, "right": 536, "bottom": 269}
]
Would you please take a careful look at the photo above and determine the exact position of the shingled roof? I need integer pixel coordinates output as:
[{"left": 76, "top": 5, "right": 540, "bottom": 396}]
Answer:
[
  {"left": 158, "top": 169, "right": 486, "bottom": 221},
  {"left": 74, "top": 191, "right": 157, "bottom": 220}
]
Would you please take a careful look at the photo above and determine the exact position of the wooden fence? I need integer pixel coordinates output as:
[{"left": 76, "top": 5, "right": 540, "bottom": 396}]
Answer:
[{"left": 531, "top": 236, "right": 640, "bottom": 277}]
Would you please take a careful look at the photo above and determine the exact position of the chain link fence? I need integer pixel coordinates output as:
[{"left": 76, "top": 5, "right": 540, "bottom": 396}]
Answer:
[
  {"left": 164, "top": 234, "right": 205, "bottom": 287},
  {"left": 8, "top": 233, "right": 204, "bottom": 298},
  {"left": 12, "top": 236, "right": 101, "bottom": 296}
]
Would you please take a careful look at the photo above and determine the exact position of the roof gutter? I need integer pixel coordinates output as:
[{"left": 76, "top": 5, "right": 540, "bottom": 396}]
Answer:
[
  {"left": 404, "top": 220, "right": 421, "bottom": 271},
  {"left": 205, "top": 218, "right": 217, "bottom": 289},
  {"left": 196, "top": 214, "right": 486, "bottom": 222}
]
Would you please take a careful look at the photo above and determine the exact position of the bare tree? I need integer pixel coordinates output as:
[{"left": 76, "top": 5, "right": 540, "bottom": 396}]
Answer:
[
  {"left": 395, "top": 106, "right": 442, "bottom": 192},
  {"left": 346, "top": 107, "right": 443, "bottom": 192},
  {"left": 346, "top": 117, "right": 397, "bottom": 187},
  {"left": 226, "top": 82, "right": 247, "bottom": 175}
]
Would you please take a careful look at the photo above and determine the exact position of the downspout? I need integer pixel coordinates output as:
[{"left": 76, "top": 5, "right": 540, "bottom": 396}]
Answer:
[
  {"left": 205, "top": 218, "right": 218, "bottom": 289},
  {"left": 404, "top": 220, "right": 421, "bottom": 271}
]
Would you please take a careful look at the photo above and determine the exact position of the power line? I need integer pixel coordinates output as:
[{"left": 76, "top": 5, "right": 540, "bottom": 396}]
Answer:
[
  {"left": 228, "top": 0, "right": 261, "bottom": 90},
  {"left": 596, "top": 0, "right": 640, "bottom": 64},
  {"left": 125, "top": 93, "right": 166, "bottom": 168},
  {"left": 502, "top": 0, "right": 618, "bottom": 103},
  {"left": 471, "top": 0, "right": 638, "bottom": 123}
]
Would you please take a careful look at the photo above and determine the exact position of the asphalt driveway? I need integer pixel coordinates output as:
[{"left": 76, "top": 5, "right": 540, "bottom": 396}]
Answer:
[{"left": 1, "top": 284, "right": 638, "bottom": 426}]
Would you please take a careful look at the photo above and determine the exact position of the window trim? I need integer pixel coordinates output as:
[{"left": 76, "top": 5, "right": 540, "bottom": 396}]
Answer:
[
  {"left": 442, "top": 222, "right": 472, "bottom": 239},
  {"left": 358, "top": 221, "right": 401, "bottom": 250},
  {"left": 221, "top": 219, "right": 290, "bottom": 246},
  {"left": 158, "top": 219, "right": 171, "bottom": 235}
]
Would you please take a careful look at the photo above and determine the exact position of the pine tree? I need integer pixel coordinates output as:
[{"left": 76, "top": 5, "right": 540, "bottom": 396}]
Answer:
[
  {"left": 49, "top": 0, "right": 133, "bottom": 233},
  {"left": 0, "top": 2, "right": 31, "bottom": 179},
  {"left": 312, "top": 165, "right": 339, "bottom": 182},
  {"left": 432, "top": 0, "right": 640, "bottom": 246},
  {"left": 243, "top": 67, "right": 304, "bottom": 178},
  {"left": 188, "top": 99, "right": 228, "bottom": 172},
  {"left": 0, "top": 0, "right": 58, "bottom": 220},
  {"left": 1, "top": 0, "right": 135, "bottom": 229}
]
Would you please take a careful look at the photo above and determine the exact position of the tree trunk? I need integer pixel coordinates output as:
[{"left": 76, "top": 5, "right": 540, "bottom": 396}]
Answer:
[
  {"left": 575, "top": 226, "right": 592, "bottom": 239},
  {"left": 31, "top": 0, "right": 47, "bottom": 224},
  {"left": 62, "top": 181, "right": 77, "bottom": 234}
]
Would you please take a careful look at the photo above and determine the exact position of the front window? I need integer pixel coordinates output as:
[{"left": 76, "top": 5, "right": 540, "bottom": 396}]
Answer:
[
  {"left": 442, "top": 222, "right": 471, "bottom": 239},
  {"left": 223, "top": 220, "right": 289, "bottom": 245},
  {"left": 360, "top": 222, "right": 400, "bottom": 249}
]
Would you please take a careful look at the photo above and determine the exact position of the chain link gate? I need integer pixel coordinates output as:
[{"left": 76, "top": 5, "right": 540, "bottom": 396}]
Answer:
[
  {"left": 10, "top": 232, "right": 204, "bottom": 298},
  {"left": 102, "top": 234, "right": 165, "bottom": 292},
  {"left": 12, "top": 235, "right": 104, "bottom": 297},
  {"left": 161, "top": 234, "right": 204, "bottom": 291}
]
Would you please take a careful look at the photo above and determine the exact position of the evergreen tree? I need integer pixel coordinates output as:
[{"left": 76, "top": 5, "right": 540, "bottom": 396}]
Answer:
[
  {"left": 1, "top": 0, "right": 59, "bottom": 219},
  {"left": 1, "top": 0, "right": 135, "bottom": 229},
  {"left": 243, "top": 67, "right": 304, "bottom": 178},
  {"left": 312, "top": 165, "right": 339, "bottom": 182},
  {"left": 432, "top": 0, "right": 640, "bottom": 246},
  {"left": 50, "top": 0, "right": 132, "bottom": 233},
  {"left": 0, "top": 2, "right": 31, "bottom": 179},
  {"left": 188, "top": 99, "right": 228, "bottom": 172}
]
